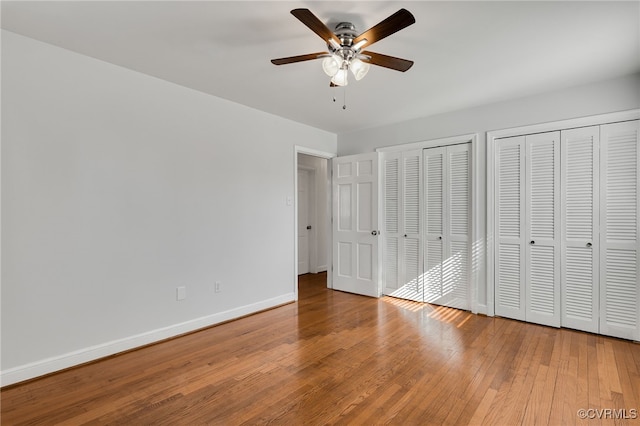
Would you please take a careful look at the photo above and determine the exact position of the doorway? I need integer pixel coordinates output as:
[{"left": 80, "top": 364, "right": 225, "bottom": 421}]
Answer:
[
  {"left": 297, "top": 167, "right": 312, "bottom": 274},
  {"left": 296, "top": 151, "right": 331, "bottom": 293}
]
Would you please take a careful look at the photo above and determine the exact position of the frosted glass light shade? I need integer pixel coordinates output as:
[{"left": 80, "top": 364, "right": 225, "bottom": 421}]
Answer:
[
  {"left": 350, "top": 58, "right": 370, "bottom": 81},
  {"left": 331, "top": 68, "right": 349, "bottom": 86},
  {"left": 322, "top": 56, "right": 341, "bottom": 77}
]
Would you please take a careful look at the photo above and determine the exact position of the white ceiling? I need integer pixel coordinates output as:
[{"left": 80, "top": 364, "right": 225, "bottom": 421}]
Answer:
[{"left": 2, "top": 1, "right": 639, "bottom": 134}]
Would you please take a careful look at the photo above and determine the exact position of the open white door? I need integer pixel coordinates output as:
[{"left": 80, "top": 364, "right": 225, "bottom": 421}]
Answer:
[{"left": 332, "top": 153, "right": 380, "bottom": 297}]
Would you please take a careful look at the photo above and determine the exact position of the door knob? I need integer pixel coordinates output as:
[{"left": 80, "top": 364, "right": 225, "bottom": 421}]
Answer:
[
  {"left": 530, "top": 240, "right": 535, "bottom": 245},
  {"left": 371, "top": 230, "right": 378, "bottom": 236},
  {"left": 306, "top": 225, "right": 312, "bottom": 230},
  {"left": 438, "top": 236, "right": 442, "bottom": 240},
  {"left": 586, "top": 242, "right": 592, "bottom": 247}
]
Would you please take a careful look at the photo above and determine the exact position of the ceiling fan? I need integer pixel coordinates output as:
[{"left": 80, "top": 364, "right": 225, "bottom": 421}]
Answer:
[{"left": 271, "top": 8, "right": 415, "bottom": 87}]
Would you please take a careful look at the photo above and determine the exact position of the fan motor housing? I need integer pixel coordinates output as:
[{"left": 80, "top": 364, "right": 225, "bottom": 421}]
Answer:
[{"left": 334, "top": 22, "right": 357, "bottom": 46}]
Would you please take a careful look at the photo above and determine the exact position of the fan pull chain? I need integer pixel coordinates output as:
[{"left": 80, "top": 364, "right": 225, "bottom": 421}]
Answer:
[
  {"left": 343, "top": 85, "right": 347, "bottom": 110},
  {"left": 330, "top": 83, "right": 347, "bottom": 110}
]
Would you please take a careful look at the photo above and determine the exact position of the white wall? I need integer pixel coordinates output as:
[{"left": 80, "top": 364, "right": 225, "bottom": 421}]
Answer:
[
  {"left": 0, "top": 30, "right": 336, "bottom": 385},
  {"left": 297, "top": 154, "right": 329, "bottom": 272},
  {"left": 337, "top": 72, "right": 640, "bottom": 312},
  {"left": 338, "top": 73, "right": 640, "bottom": 156}
]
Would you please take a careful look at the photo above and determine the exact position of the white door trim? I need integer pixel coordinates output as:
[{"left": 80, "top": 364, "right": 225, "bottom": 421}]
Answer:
[
  {"left": 294, "top": 146, "right": 336, "bottom": 299},
  {"left": 486, "top": 109, "right": 640, "bottom": 317}
]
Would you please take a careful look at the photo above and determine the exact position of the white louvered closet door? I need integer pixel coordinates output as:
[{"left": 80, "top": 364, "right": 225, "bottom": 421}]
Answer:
[
  {"left": 423, "top": 147, "right": 445, "bottom": 304},
  {"left": 441, "top": 144, "right": 471, "bottom": 309},
  {"left": 423, "top": 144, "right": 470, "bottom": 308},
  {"left": 495, "top": 137, "right": 526, "bottom": 321},
  {"left": 381, "top": 150, "right": 422, "bottom": 301},
  {"left": 599, "top": 120, "right": 640, "bottom": 341},
  {"left": 495, "top": 133, "right": 560, "bottom": 326},
  {"left": 402, "top": 151, "right": 423, "bottom": 301},
  {"left": 382, "top": 153, "right": 401, "bottom": 295},
  {"left": 525, "top": 132, "right": 560, "bottom": 327},
  {"left": 561, "top": 126, "right": 599, "bottom": 333}
]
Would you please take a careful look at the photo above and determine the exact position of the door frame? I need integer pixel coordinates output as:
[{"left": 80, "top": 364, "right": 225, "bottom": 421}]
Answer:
[
  {"left": 486, "top": 109, "right": 640, "bottom": 317},
  {"left": 294, "top": 146, "right": 336, "bottom": 300}
]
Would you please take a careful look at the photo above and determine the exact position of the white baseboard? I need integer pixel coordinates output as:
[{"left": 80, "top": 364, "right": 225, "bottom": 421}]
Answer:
[
  {"left": 1, "top": 293, "right": 295, "bottom": 387},
  {"left": 317, "top": 265, "right": 328, "bottom": 272}
]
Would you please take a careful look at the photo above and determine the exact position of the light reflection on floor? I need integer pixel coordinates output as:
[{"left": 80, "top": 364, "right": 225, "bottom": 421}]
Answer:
[{"left": 381, "top": 295, "right": 473, "bottom": 328}]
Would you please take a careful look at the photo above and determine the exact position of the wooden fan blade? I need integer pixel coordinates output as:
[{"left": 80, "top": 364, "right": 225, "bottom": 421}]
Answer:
[
  {"left": 362, "top": 51, "right": 414, "bottom": 72},
  {"left": 291, "top": 9, "right": 341, "bottom": 46},
  {"left": 271, "top": 52, "right": 327, "bottom": 65},
  {"left": 353, "top": 9, "right": 415, "bottom": 50}
]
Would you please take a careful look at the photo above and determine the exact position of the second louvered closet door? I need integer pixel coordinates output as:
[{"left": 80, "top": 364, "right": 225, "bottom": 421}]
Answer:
[
  {"left": 495, "top": 132, "right": 560, "bottom": 327},
  {"left": 423, "top": 144, "right": 471, "bottom": 309},
  {"left": 382, "top": 150, "right": 423, "bottom": 301},
  {"left": 561, "top": 126, "right": 599, "bottom": 333},
  {"left": 525, "top": 133, "right": 561, "bottom": 327}
]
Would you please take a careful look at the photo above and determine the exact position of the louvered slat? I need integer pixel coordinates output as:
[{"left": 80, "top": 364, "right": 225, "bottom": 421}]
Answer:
[
  {"left": 450, "top": 150, "right": 469, "bottom": 236},
  {"left": 404, "top": 238, "right": 420, "bottom": 293},
  {"left": 385, "top": 238, "right": 399, "bottom": 289},
  {"left": 384, "top": 158, "right": 399, "bottom": 234},
  {"left": 529, "top": 246, "right": 556, "bottom": 315},
  {"left": 604, "top": 249, "right": 637, "bottom": 327},
  {"left": 403, "top": 156, "right": 420, "bottom": 235},
  {"left": 530, "top": 141, "right": 556, "bottom": 240},
  {"left": 566, "top": 137, "right": 595, "bottom": 240},
  {"left": 498, "top": 144, "right": 521, "bottom": 238},
  {"left": 444, "top": 241, "right": 469, "bottom": 309},
  {"left": 564, "top": 247, "right": 594, "bottom": 320},
  {"left": 497, "top": 244, "right": 521, "bottom": 309},
  {"left": 424, "top": 239, "right": 443, "bottom": 302},
  {"left": 605, "top": 130, "right": 637, "bottom": 241},
  {"left": 426, "top": 153, "right": 443, "bottom": 234}
]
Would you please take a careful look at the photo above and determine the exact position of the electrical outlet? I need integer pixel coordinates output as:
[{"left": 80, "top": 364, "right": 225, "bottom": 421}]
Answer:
[
  {"left": 215, "top": 281, "right": 222, "bottom": 293},
  {"left": 176, "top": 286, "right": 186, "bottom": 301}
]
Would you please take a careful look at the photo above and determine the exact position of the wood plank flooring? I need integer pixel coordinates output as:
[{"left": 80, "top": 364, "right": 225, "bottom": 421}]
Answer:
[{"left": 2, "top": 272, "right": 640, "bottom": 425}]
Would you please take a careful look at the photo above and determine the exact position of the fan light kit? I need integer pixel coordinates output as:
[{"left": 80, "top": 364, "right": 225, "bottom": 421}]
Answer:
[
  {"left": 271, "top": 8, "right": 415, "bottom": 91},
  {"left": 320, "top": 22, "right": 372, "bottom": 86}
]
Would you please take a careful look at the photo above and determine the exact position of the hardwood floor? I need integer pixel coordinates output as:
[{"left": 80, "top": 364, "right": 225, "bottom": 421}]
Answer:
[{"left": 2, "top": 272, "right": 639, "bottom": 425}]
